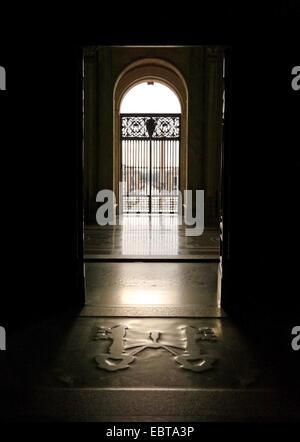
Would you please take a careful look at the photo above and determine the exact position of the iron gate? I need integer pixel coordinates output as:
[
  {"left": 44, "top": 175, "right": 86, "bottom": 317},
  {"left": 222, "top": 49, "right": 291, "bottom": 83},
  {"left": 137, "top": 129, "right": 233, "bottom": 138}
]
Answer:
[{"left": 120, "top": 113, "right": 181, "bottom": 213}]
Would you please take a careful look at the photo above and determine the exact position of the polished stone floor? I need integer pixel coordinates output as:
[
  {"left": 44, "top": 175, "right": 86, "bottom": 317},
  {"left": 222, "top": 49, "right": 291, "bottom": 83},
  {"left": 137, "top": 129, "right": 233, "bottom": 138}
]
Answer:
[
  {"left": 1, "top": 318, "right": 254, "bottom": 390},
  {"left": 1, "top": 314, "right": 300, "bottom": 421},
  {"left": 84, "top": 215, "right": 219, "bottom": 259},
  {"left": 1, "top": 216, "right": 299, "bottom": 421},
  {"left": 83, "top": 262, "right": 222, "bottom": 317}
]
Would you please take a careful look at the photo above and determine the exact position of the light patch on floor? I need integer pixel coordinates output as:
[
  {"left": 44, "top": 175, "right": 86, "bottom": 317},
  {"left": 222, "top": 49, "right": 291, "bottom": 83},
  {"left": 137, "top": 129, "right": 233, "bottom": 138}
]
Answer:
[
  {"left": 84, "top": 215, "right": 219, "bottom": 259},
  {"left": 83, "top": 262, "right": 222, "bottom": 317}
]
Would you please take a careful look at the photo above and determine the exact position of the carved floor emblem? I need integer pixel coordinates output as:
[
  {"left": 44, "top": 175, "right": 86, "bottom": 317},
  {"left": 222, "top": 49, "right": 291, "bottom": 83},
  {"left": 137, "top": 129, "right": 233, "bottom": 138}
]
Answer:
[{"left": 93, "top": 325, "right": 217, "bottom": 372}]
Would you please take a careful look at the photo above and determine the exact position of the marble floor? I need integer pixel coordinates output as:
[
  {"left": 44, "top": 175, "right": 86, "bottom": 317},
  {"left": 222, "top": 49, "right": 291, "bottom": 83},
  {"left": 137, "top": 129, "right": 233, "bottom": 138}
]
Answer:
[
  {"left": 84, "top": 215, "right": 219, "bottom": 260},
  {"left": 1, "top": 314, "right": 300, "bottom": 421},
  {"left": 2, "top": 217, "right": 298, "bottom": 421},
  {"left": 83, "top": 261, "right": 222, "bottom": 317},
  {"left": 83, "top": 215, "right": 221, "bottom": 316}
]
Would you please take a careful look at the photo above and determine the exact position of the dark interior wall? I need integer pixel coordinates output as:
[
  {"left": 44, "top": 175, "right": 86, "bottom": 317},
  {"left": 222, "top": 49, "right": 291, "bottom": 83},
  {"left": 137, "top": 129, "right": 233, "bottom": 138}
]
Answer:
[
  {"left": 83, "top": 46, "right": 224, "bottom": 226},
  {"left": 1, "top": 45, "right": 84, "bottom": 330},
  {"left": 221, "top": 38, "right": 300, "bottom": 361}
]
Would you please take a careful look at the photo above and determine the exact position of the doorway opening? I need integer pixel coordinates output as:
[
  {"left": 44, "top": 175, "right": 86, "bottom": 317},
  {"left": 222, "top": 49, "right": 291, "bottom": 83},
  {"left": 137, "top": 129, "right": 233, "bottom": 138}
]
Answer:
[
  {"left": 82, "top": 48, "right": 224, "bottom": 316},
  {"left": 120, "top": 82, "right": 181, "bottom": 214}
]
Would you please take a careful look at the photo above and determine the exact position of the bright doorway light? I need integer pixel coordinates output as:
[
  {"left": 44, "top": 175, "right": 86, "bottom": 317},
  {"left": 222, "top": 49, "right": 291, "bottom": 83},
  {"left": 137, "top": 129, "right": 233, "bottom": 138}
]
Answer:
[{"left": 120, "top": 82, "right": 181, "bottom": 113}]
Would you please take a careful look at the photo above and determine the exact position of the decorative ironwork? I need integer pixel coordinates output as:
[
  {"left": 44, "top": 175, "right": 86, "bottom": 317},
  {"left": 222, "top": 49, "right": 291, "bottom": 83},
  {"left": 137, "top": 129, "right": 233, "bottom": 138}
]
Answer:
[
  {"left": 121, "top": 113, "right": 181, "bottom": 214},
  {"left": 152, "top": 116, "right": 180, "bottom": 138},
  {"left": 122, "top": 116, "right": 151, "bottom": 138},
  {"left": 93, "top": 324, "right": 217, "bottom": 373},
  {"left": 121, "top": 114, "right": 180, "bottom": 140}
]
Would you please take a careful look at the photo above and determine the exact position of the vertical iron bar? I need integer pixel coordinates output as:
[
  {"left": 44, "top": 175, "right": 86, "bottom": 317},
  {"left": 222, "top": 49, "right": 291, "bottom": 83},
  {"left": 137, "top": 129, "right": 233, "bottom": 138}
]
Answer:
[
  {"left": 130, "top": 140, "right": 132, "bottom": 207},
  {"left": 149, "top": 137, "right": 152, "bottom": 213},
  {"left": 168, "top": 140, "right": 170, "bottom": 193},
  {"left": 139, "top": 140, "right": 141, "bottom": 201},
  {"left": 171, "top": 139, "right": 173, "bottom": 194},
  {"left": 125, "top": 140, "right": 127, "bottom": 197},
  {"left": 133, "top": 140, "right": 137, "bottom": 202},
  {"left": 143, "top": 140, "right": 145, "bottom": 210},
  {"left": 147, "top": 140, "right": 148, "bottom": 213}
]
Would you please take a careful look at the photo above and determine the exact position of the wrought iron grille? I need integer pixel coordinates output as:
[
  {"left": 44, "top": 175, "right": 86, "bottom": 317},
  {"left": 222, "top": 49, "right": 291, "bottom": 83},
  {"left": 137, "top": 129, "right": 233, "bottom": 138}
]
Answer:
[
  {"left": 121, "top": 114, "right": 181, "bottom": 214},
  {"left": 121, "top": 114, "right": 180, "bottom": 139}
]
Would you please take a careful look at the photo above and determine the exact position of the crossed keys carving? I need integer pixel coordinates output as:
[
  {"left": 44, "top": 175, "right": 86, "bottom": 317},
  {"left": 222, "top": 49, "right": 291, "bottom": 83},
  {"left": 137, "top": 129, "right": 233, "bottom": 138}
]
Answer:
[{"left": 93, "top": 325, "right": 217, "bottom": 373}]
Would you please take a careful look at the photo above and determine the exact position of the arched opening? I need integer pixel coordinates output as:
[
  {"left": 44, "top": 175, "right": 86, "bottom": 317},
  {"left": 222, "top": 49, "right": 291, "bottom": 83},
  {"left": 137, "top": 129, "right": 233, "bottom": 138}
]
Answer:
[
  {"left": 119, "top": 81, "right": 181, "bottom": 215},
  {"left": 113, "top": 58, "right": 188, "bottom": 212},
  {"left": 120, "top": 82, "right": 181, "bottom": 113}
]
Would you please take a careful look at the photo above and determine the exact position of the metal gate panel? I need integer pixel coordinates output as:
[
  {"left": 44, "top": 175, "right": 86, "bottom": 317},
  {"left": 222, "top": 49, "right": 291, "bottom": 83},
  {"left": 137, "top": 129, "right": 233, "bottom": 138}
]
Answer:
[
  {"left": 122, "top": 139, "right": 151, "bottom": 213},
  {"left": 151, "top": 139, "right": 179, "bottom": 213},
  {"left": 121, "top": 114, "right": 180, "bottom": 214}
]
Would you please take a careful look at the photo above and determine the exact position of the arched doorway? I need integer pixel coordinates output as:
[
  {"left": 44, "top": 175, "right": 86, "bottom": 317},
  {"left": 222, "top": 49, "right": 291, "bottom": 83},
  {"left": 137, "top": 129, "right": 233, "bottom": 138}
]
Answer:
[
  {"left": 113, "top": 58, "right": 188, "bottom": 213},
  {"left": 83, "top": 47, "right": 221, "bottom": 314},
  {"left": 120, "top": 81, "right": 181, "bottom": 214}
]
